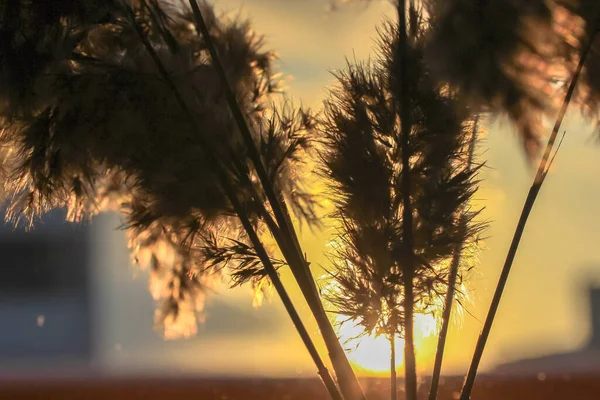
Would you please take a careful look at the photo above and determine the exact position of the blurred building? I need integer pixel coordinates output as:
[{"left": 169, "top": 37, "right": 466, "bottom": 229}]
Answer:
[
  {"left": 590, "top": 288, "right": 600, "bottom": 349},
  {"left": 0, "top": 209, "right": 93, "bottom": 376},
  {"left": 494, "top": 286, "right": 600, "bottom": 376},
  {"left": 0, "top": 211, "right": 295, "bottom": 380},
  {"left": 7, "top": 208, "right": 598, "bottom": 380},
  {"left": 0, "top": 210, "right": 161, "bottom": 379}
]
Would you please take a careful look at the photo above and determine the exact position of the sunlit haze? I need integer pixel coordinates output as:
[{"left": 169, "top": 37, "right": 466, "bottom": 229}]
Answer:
[
  {"left": 90, "top": 0, "right": 600, "bottom": 378},
  {"left": 337, "top": 314, "right": 438, "bottom": 375}
]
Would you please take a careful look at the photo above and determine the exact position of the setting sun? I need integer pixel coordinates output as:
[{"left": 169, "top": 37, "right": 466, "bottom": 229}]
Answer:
[{"left": 337, "top": 314, "right": 439, "bottom": 375}]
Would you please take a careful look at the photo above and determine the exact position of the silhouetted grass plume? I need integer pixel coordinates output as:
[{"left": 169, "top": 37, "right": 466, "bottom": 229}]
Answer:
[
  {"left": 0, "top": 3, "right": 349, "bottom": 398},
  {"left": 425, "top": 0, "right": 600, "bottom": 156},
  {"left": 320, "top": 8, "right": 485, "bottom": 400}
]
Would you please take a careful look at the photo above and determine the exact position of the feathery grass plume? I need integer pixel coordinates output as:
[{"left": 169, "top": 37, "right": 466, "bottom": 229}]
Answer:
[
  {"left": 424, "top": 0, "right": 569, "bottom": 157},
  {"left": 425, "top": 0, "right": 600, "bottom": 152},
  {"left": 122, "top": 4, "right": 344, "bottom": 396},
  {"left": 0, "top": 3, "right": 345, "bottom": 396},
  {"left": 554, "top": 1, "right": 600, "bottom": 113},
  {"left": 185, "top": 3, "right": 365, "bottom": 399},
  {"left": 0, "top": 0, "right": 122, "bottom": 118},
  {"left": 321, "top": 9, "right": 485, "bottom": 399},
  {"left": 198, "top": 229, "right": 288, "bottom": 307},
  {"left": 0, "top": 0, "right": 316, "bottom": 339}
]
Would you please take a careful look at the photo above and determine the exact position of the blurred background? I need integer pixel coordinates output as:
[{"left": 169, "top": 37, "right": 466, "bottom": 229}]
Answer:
[
  {"left": 2, "top": 0, "right": 600, "bottom": 399},
  {"left": 1, "top": 208, "right": 598, "bottom": 396}
]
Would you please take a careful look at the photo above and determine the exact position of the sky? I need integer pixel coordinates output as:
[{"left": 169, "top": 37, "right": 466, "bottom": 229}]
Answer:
[{"left": 90, "top": 0, "right": 600, "bottom": 379}]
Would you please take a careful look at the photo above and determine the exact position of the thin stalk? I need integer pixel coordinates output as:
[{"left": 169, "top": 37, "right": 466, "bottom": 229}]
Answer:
[
  {"left": 123, "top": 5, "right": 343, "bottom": 400},
  {"left": 397, "top": 1, "right": 417, "bottom": 399},
  {"left": 228, "top": 156, "right": 333, "bottom": 326},
  {"left": 428, "top": 117, "right": 479, "bottom": 400},
  {"left": 459, "top": 29, "right": 598, "bottom": 400},
  {"left": 186, "top": 2, "right": 366, "bottom": 399},
  {"left": 390, "top": 333, "right": 397, "bottom": 400},
  {"left": 229, "top": 197, "right": 343, "bottom": 400},
  {"left": 228, "top": 155, "right": 360, "bottom": 400},
  {"left": 244, "top": 180, "right": 359, "bottom": 400}
]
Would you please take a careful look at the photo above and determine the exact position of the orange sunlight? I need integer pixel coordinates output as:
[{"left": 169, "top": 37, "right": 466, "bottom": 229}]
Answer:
[{"left": 337, "top": 314, "right": 439, "bottom": 376}]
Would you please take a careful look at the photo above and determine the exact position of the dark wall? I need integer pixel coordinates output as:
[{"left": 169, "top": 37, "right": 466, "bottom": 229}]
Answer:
[
  {"left": 590, "top": 287, "right": 600, "bottom": 349},
  {"left": 0, "top": 209, "right": 92, "bottom": 362}
]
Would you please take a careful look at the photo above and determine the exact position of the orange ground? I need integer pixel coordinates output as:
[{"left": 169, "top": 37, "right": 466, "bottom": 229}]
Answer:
[{"left": 1, "top": 375, "right": 599, "bottom": 400}]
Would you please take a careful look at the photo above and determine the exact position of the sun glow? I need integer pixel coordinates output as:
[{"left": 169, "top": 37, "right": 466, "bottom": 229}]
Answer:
[{"left": 337, "top": 314, "right": 439, "bottom": 375}]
